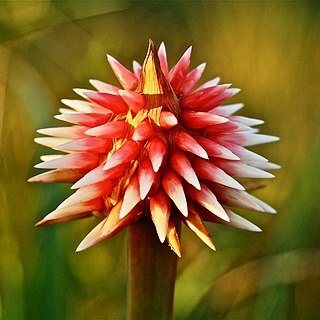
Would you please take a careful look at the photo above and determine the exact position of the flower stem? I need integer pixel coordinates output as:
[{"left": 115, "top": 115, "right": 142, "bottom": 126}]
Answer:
[{"left": 128, "top": 218, "right": 180, "bottom": 320}]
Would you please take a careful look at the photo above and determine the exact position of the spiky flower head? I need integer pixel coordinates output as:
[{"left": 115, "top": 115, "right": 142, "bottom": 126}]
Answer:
[{"left": 30, "top": 40, "right": 279, "bottom": 256}]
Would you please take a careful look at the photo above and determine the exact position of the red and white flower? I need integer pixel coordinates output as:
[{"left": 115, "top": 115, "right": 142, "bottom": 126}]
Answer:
[{"left": 30, "top": 40, "right": 279, "bottom": 256}]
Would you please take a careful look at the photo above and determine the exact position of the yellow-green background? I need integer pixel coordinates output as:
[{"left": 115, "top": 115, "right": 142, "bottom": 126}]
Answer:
[{"left": 1, "top": 1, "right": 319, "bottom": 319}]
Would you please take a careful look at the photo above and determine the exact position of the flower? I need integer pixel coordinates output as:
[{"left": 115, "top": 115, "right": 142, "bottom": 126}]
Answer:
[{"left": 29, "top": 40, "right": 279, "bottom": 257}]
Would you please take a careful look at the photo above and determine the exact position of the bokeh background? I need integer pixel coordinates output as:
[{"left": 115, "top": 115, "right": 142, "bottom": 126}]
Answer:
[{"left": 1, "top": 1, "right": 320, "bottom": 319}]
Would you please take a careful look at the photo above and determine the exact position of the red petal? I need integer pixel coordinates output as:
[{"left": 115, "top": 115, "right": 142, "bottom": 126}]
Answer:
[
  {"left": 159, "top": 111, "right": 178, "bottom": 129},
  {"left": 170, "top": 150, "right": 200, "bottom": 190},
  {"left": 85, "top": 120, "right": 126, "bottom": 138},
  {"left": 138, "top": 157, "right": 156, "bottom": 199},
  {"left": 182, "top": 63, "right": 206, "bottom": 94},
  {"left": 83, "top": 91, "right": 128, "bottom": 114},
  {"left": 181, "top": 111, "right": 228, "bottom": 129},
  {"left": 55, "top": 113, "right": 110, "bottom": 127},
  {"left": 132, "top": 119, "right": 153, "bottom": 141},
  {"left": 107, "top": 54, "right": 138, "bottom": 90},
  {"left": 104, "top": 140, "right": 140, "bottom": 170},
  {"left": 120, "top": 174, "right": 141, "bottom": 218},
  {"left": 148, "top": 137, "right": 167, "bottom": 172},
  {"left": 162, "top": 169, "right": 188, "bottom": 217},
  {"left": 150, "top": 189, "right": 171, "bottom": 242},
  {"left": 175, "top": 130, "right": 208, "bottom": 159},
  {"left": 54, "top": 137, "right": 111, "bottom": 153},
  {"left": 118, "top": 90, "right": 145, "bottom": 113}
]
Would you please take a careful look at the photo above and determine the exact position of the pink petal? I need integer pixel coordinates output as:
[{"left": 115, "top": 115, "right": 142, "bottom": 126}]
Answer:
[
  {"left": 118, "top": 90, "right": 145, "bottom": 113},
  {"left": 166, "top": 218, "right": 181, "bottom": 257},
  {"left": 54, "top": 137, "right": 111, "bottom": 153},
  {"left": 181, "top": 203, "right": 216, "bottom": 250},
  {"left": 213, "top": 103, "right": 244, "bottom": 116},
  {"left": 162, "top": 169, "right": 188, "bottom": 217},
  {"left": 205, "top": 120, "right": 252, "bottom": 135},
  {"left": 150, "top": 189, "right": 171, "bottom": 242},
  {"left": 85, "top": 120, "right": 126, "bottom": 138},
  {"left": 194, "top": 136, "right": 240, "bottom": 160},
  {"left": 107, "top": 54, "right": 138, "bottom": 90},
  {"left": 41, "top": 199, "right": 103, "bottom": 223},
  {"left": 120, "top": 174, "right": 141, "bottom": 218},
  {"left": 193, "top": 158, "right": 244, "bottom": 190},
  {"left": 58, "top": 180, "right": 113, "bottom": 209},
  {"left": 212, "top": 159, "right": 275, "bottom": 179},
  {"left": 195, "top": 77, "right": 221, "bottom": 91},
  {"left": 89, "top": 79, "right": 120, "bottom": 94},
  {"left": 61, "top": 98, "right": 110, "bottom": 114},
  {"left": 175, "top": 130, "right": 208, "bottom": 159},
  {"left": 54, "top": 113, "right": 110, "bottom": 127},
  {"left": 34, "top": 137, "right": 71, "bottom": 149},
  {"left": 28, "top": 169, "right": 87, "bottom": 183},
  {"left": 159, "top": 111, "right": 178, "bottom": 129},
  {"left": 104, "top": 140, "right": 140, "bottom": 170},
  {"left": 71, "top": 163, "right": 127, "bottom": 189},
  {"left": 82, "top": 91, "right": 128, "bottom": 114},
  {"left": 35, "top": 153, "right": 99, "bottom": 170},
  {"left": 138, "top": 157, "right": 156, "bottom": 199},
  {"left": 169, "top": 47, "right": 192, "bottom": 93},
  {"left": 181, "top": 111, "right": 229, "bottom": 129},
  {"left": 185, "top": 183, "right": 229, "bottom": 221},
  {"left": 182, "top": 63, "right": 206, "bottom": 94},
  {"left": 180, "top": 85, "right": 229, "bottom": 109},
  {"left": 223, "top": 208, "right": 262, "bottom": 232},
  {"left": 229, "top": 115, "right": 264, "bottom": 127},
  {"left": 76, "top": 200, "right": 138, "bottom": 251},
  {"left": 170, "top": 150, "right": 200, "bottom": 190},
  {"left": 37, "top": 126, "right": 88, "bottom": 139},
  {"left": 147, "top": 137, "right": 167, "bottom": 172},
  {"left": 133, "top": 61, "right": 142, "bottom": 78},
  {"left": 132, "top": 119, "right": 153, "bottom": 141},
  {"left": 157, "top": 42, "right": 169, "bottom": 76}
]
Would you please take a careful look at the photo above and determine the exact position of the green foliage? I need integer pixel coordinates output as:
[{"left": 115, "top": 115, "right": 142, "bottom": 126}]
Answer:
[{"left": 0, "top": 1, "right": 319, "bottom": 319}]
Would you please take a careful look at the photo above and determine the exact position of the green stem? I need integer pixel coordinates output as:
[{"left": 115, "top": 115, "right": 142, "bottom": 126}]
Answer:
[{"left": 128, "top": 218, "right": 180, "bottom": 320}]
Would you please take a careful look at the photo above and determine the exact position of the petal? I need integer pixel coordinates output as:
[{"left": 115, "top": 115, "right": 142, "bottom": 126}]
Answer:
[
  {"left": 132, "top": 119, "right": 153, "bottom": 141},
  {"left": 104, "top": 140, "right": 140, "bottom": 170},
  {"left": 162, "top": 169, "right": 188, "bottom": 217},
  {"left": 157, "top": 42, "right": 169, "bottom": 76},
  {"left": 118, "top": 90, "right": 145, "bottom": 113},
  {"left": 38, "top": 199, "right": 103, "bottom": 225},
  {"left": 176, "top": 130, "right": 208, "bottom": 159},
  {"left": 82, "top": 91, "right": 128, "bottom": 114},
  {"left": 193, "top": 158, "right": 244, "bottom": 190},
  {"left": 89, "top": 79, "right": 120, "bottom": 94},
  {"left": 195, "top": 77, "right": 221, "bottom": 91},
  {"left": 54, "top": 113, "right": 110, "bottom": 127},
  {"left": 71, "top": 163, "right": 127, "bottom": 189},
  {"left": 170, "top": 150, "right": 201, "bottom": 190},
  {"left": 107, "top": 54, "right": 138, "bottom": 90},
  {"left": 76, "top": 200, "right": 138, "bottom": 251},
  {"left": 34, "top": 137, "right": 71, "bottom": 149},
  {"left": 194, "top": 136, "right": 240, "bottom": 160},
  {"left": 28, "top": 169, "right": 86, "bottom": 183},
  {"left": 58, "top": 180, "right": 113, "bottom": 209},
  {"left": 159, "top": 111, "right": 178, "bottom": 129},
  {"left": 182, "top": 63, "right": 206, "bottom": 94},
  {"left": 37, "top": 126, "right": 87, "bottom": 139},
  {"left": 181, "top": 111, "right": 229, "bottom": 129},
  {"left": 120, "top": 174, "right": 141, "bottom": 218},
  {"left": 133, "top": 60, "right": 142, "bottom": 78},
  {"left": 185, "top": 183, "right": 229, "bottom": 221},
  {"left": 35, "top": 153, "right": 99, "bottom": 170},
  {"left": 213, "top": 103, "right": 244, "bottom": 116},
  {"left": 223, "top": 208, "right": 262, "bottom": 232},
  {"left": 169, "top": 46, "right": 192, "bottom": 93},
  {"left": 85, "top": 120, "right": 127, "bottom": 138},
  {"left": 54, "top": 137, "right": 111, "bottom": 153},
  {"left": 212, "top": 159, "right": 275, "bottom": 179},
  {"left": 181, "top": 204, "right": 216, "bottom": 251},
  {"left": 138, "top": 157, "right": 156, "bottom": 200},
  {"left": 166, "top": 218, "right": 181, "bottom": 258},
  {"left": 147, "top": 137, "right": 167, "bottom": 172},
  {"left": 150, "top": 189, "right": 171, "bottom": 242}
]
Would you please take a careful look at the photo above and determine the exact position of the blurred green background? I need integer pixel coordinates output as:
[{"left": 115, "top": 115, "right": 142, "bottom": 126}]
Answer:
[{"left": 0, "top": 1, "right": 319, "bottom": 319}]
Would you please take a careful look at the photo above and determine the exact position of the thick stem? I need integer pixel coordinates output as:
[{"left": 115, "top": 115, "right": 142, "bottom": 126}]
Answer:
[{"left": 128, "top": 218, "right": 180, "bottom": 320}]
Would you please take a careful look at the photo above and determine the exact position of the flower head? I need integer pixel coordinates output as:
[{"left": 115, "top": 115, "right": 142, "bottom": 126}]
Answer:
[{"left": 30, "top": 40, "right": 279, "bottom": 256}]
